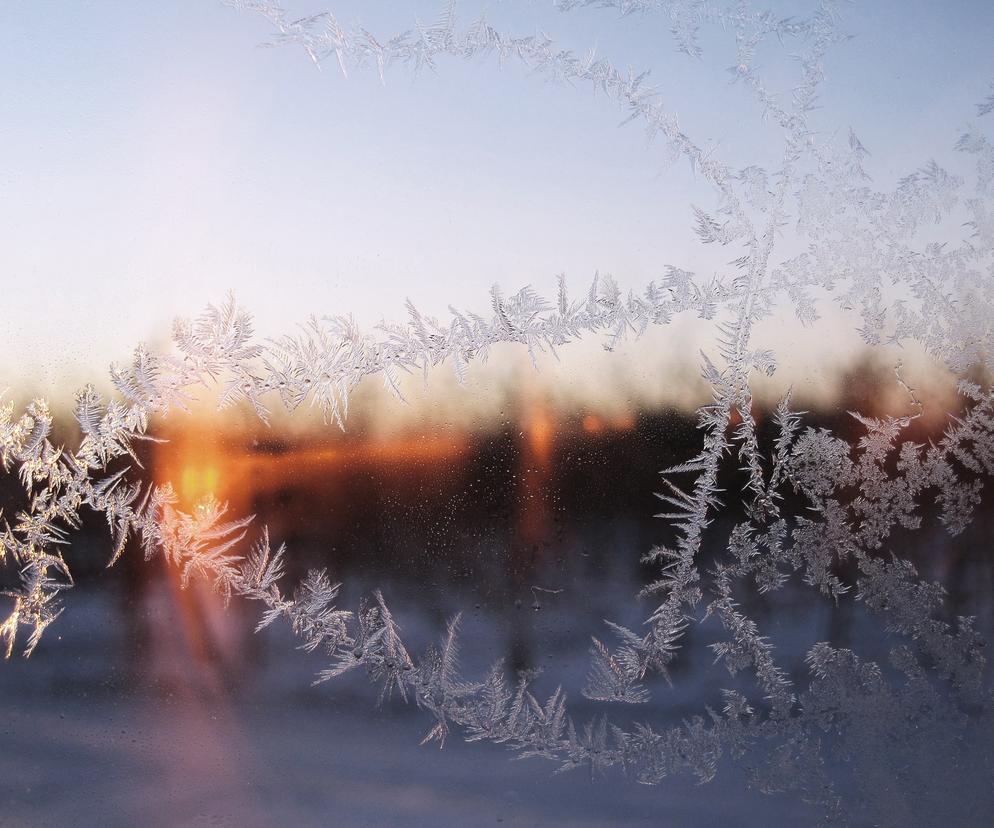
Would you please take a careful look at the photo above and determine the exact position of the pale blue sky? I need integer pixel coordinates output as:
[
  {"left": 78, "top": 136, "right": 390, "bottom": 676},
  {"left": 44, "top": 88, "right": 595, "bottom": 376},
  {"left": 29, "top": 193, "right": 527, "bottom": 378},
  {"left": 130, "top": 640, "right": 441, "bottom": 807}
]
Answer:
[{"left": 2, "top": 0, "right": 993, "bottom": 396}]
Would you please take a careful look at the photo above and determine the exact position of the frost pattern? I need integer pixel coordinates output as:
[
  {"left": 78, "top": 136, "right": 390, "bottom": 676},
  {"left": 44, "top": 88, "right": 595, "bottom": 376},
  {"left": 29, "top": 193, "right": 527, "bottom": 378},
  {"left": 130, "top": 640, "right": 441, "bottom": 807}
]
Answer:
[{"left": 3, "top": 1, "right": 994, "bottom": 823}]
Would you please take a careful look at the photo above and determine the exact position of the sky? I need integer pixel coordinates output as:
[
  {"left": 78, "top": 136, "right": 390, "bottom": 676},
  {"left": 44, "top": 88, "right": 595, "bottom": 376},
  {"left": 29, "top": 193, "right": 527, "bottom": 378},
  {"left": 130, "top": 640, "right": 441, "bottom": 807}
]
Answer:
[{"left": 1, "top": 0, "right": 993, "bottom": 408}]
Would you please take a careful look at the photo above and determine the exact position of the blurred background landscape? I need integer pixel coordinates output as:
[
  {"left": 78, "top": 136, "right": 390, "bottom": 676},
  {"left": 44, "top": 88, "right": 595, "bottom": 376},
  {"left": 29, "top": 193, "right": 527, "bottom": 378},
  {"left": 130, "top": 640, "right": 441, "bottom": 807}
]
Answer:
[{"left": 2, "top": 346, "right": 993, "bottom": 826}]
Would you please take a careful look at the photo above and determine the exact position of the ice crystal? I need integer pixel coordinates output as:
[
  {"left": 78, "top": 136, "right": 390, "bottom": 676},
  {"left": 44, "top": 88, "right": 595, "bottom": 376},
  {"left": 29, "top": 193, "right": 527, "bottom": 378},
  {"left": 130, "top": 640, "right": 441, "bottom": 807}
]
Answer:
[{"left": 4, "top": 1, "right": 994, "bottom": 823}]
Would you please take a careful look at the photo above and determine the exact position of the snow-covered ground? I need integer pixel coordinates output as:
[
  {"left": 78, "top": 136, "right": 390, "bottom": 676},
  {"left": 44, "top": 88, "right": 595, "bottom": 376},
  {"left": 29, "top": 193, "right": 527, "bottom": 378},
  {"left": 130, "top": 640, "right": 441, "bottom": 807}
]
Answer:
[
  {"left": 0, "top": 580, "right": 834, "bottom": 827},
  {"left": 2, "top": 510, "right": 992, "bottom": 827}
]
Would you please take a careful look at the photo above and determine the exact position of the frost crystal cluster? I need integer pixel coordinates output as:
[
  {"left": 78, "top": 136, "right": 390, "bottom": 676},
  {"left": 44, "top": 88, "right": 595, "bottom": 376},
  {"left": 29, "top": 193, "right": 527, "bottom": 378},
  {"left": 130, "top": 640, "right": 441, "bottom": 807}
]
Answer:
[{"left": 3, "top": 1, "right": 994, "bottom": 823}]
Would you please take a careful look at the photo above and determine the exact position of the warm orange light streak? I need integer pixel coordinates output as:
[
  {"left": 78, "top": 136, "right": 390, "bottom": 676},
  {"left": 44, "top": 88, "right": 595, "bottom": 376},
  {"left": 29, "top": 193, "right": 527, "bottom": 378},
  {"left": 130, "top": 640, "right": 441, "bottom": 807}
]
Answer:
[
  {"left": 526, "top": 405, "right": 554, "bottom": 469},
  {"left": 582, "top": 414, "right": 604, "bottom": 434}
]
